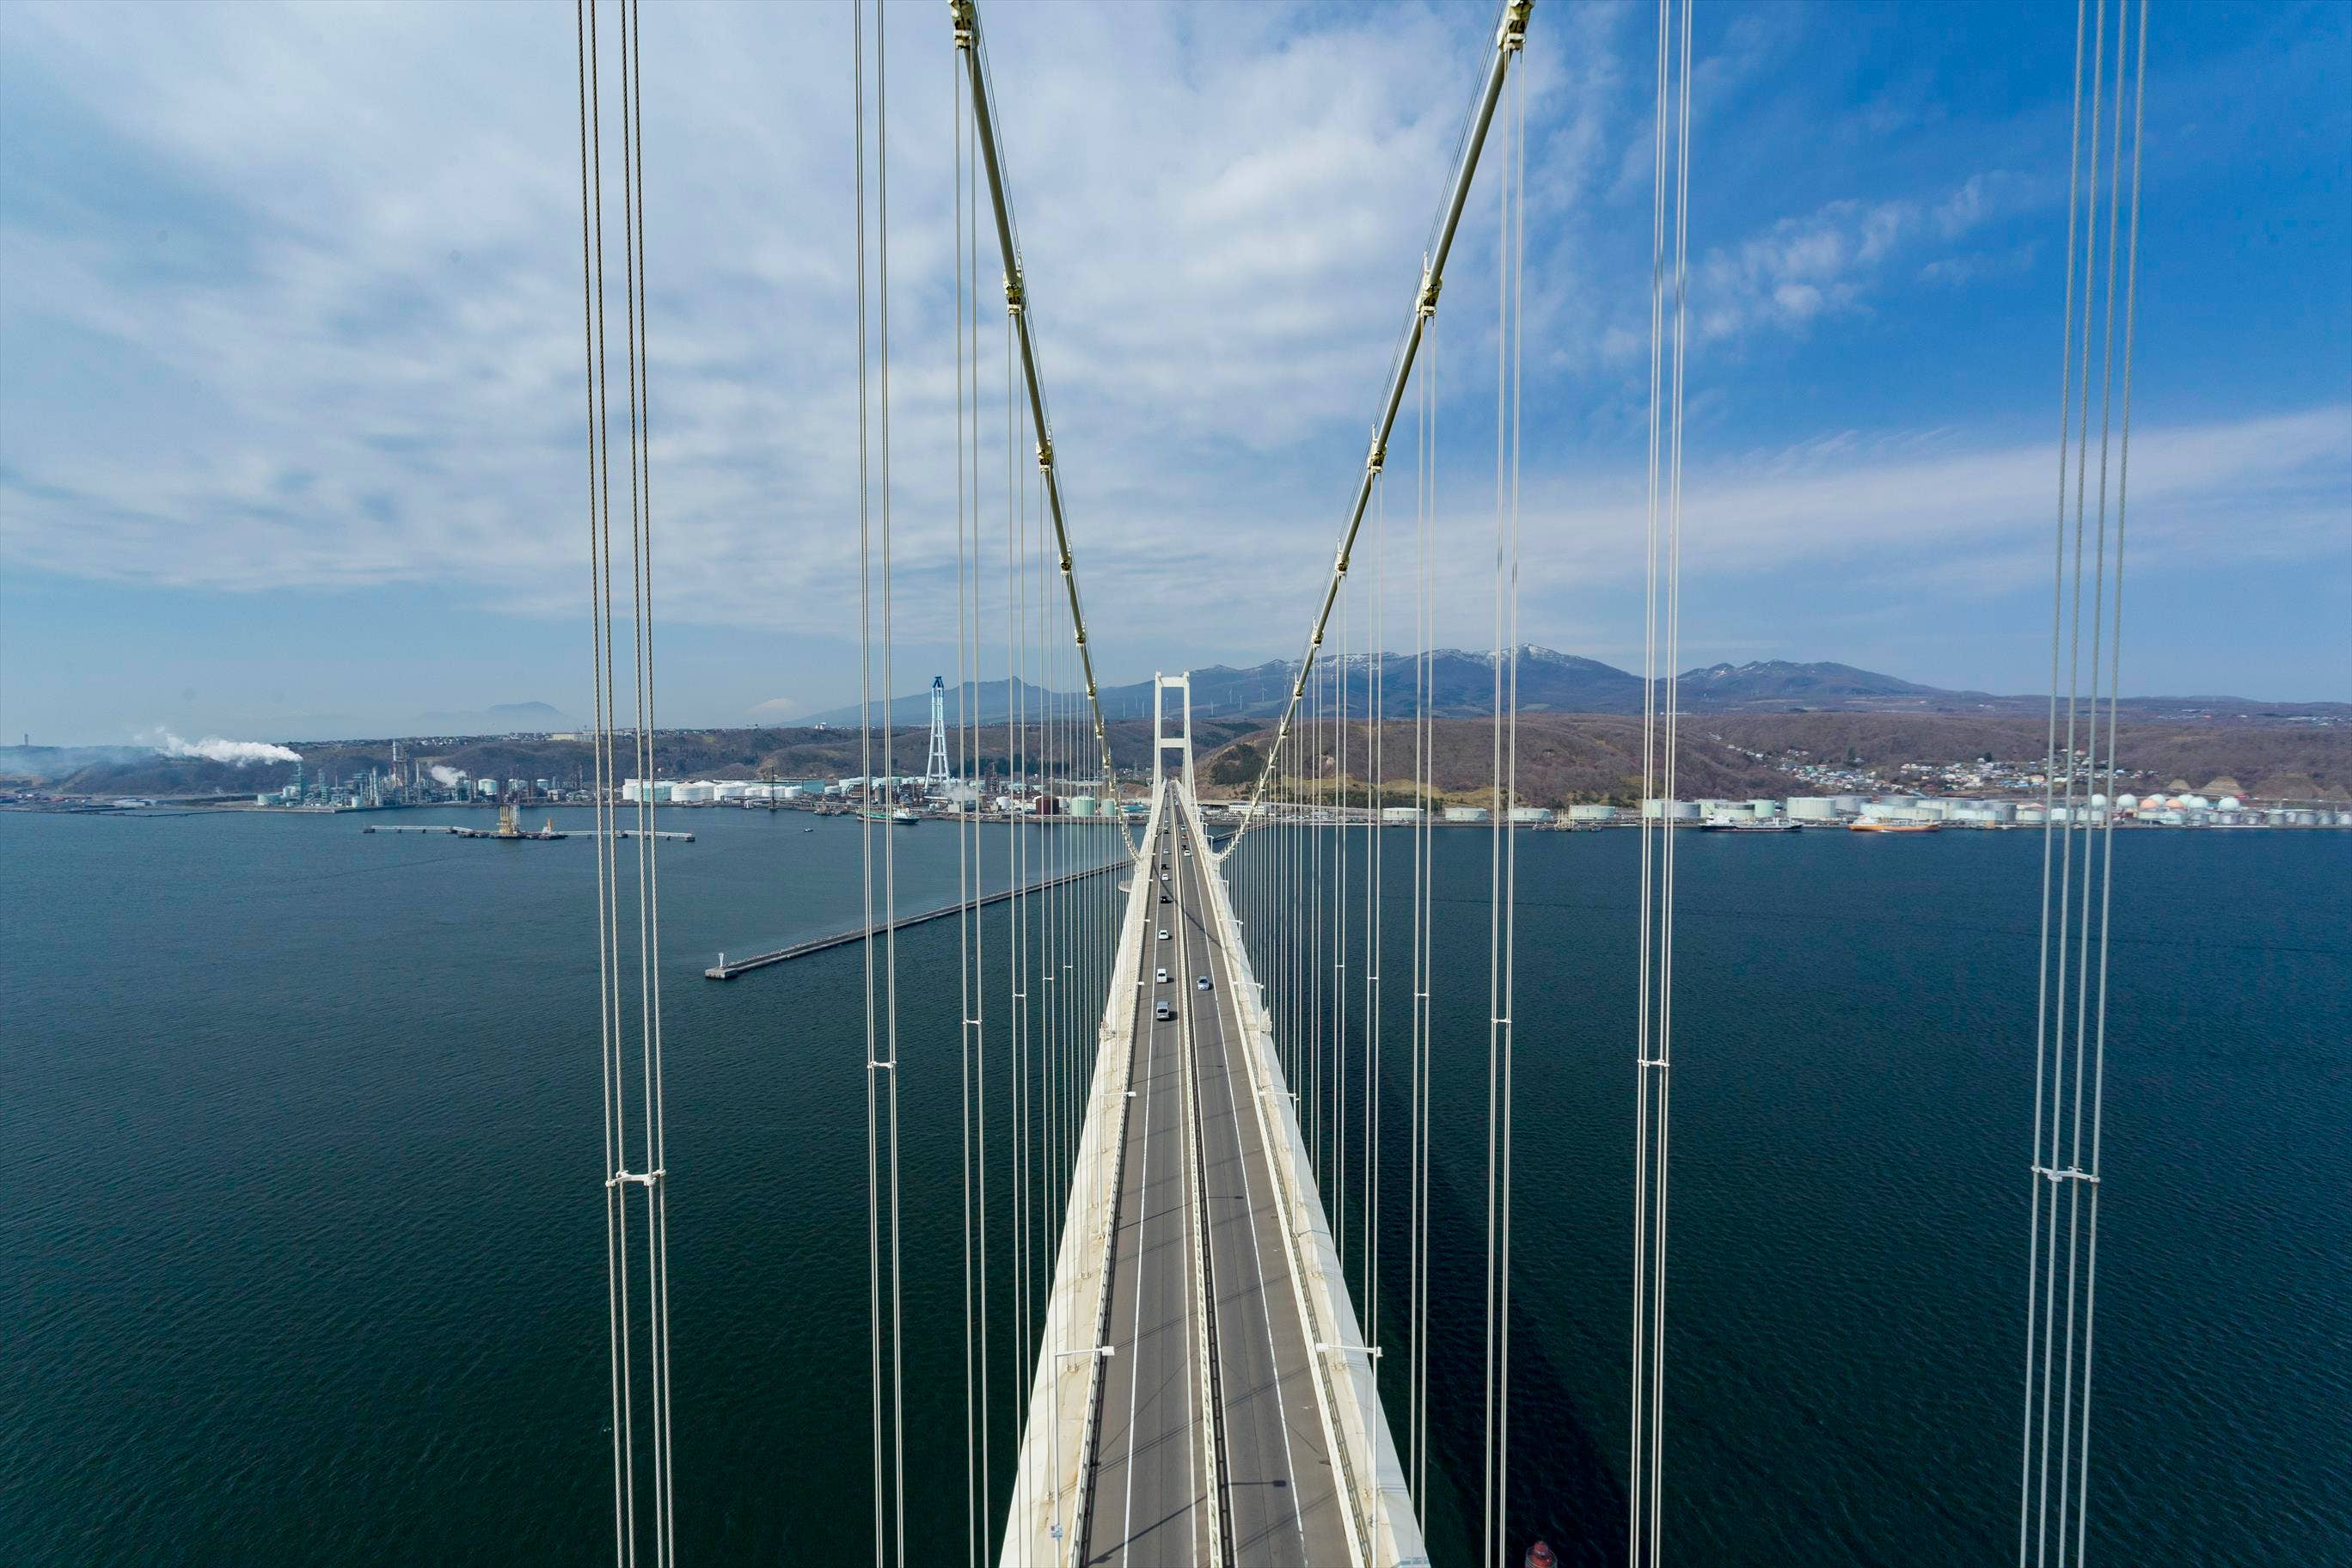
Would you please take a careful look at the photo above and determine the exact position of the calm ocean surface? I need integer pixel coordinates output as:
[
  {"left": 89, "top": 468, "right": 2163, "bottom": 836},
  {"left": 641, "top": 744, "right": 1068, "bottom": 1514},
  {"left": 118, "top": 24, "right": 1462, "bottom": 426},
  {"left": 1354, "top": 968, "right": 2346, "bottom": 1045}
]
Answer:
[{"left": 3, "top": 806, "right": 2345, "bottom": 1565}]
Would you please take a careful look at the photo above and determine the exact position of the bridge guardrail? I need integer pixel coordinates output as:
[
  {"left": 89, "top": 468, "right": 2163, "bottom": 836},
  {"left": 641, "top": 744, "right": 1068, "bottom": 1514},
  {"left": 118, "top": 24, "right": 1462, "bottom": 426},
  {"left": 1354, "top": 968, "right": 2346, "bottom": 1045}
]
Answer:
[{"left": 1180, "top": 787, "right": 1430, "bottom": 1568}]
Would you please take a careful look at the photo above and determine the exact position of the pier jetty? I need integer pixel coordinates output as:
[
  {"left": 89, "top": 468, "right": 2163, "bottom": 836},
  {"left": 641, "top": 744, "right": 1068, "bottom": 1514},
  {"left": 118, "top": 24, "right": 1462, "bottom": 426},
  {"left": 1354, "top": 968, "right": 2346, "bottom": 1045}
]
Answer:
[{"left": 705, "top": 861, "right": 1123, "bottom": 980}]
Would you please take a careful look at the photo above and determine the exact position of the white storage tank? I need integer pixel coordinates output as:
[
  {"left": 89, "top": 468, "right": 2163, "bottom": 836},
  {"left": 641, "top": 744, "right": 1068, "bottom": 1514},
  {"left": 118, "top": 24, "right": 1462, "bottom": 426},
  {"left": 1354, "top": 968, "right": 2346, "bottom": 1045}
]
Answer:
[
  {"left": 1642, "top": 799, "right": 1701, "bottom": 821},
  {"left": 1787, "top": 797, "right": 1837, "bottom": 822},
  {"left": 1569, "top": 804, "right": 1617, "bottom": 824},
  {"left": 1381, "top": 806, "right": 1425, "bottom": 824},
  {"left": 1832, "top": 793, "right": 1865, "bottom": 814},
  {"left": 1443, "top": 805, "right": 1490, "bottom": 824},
  {"left": 1509, "top": 806, "right": 1554, "bottom": 824},
  {"left": 1747, "top": 799, "right": 1779, "bottom": 818},
  {"left": 1066, "top": 795, "right": 1098, "bottom": 817}
]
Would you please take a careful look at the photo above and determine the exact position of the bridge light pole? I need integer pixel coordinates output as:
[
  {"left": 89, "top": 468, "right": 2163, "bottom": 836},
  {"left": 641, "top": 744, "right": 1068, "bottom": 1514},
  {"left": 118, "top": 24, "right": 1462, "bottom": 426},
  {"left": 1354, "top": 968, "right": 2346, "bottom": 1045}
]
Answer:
[{"left": 1051, "top": 1344, "right": 1115, "bottom": 1562}]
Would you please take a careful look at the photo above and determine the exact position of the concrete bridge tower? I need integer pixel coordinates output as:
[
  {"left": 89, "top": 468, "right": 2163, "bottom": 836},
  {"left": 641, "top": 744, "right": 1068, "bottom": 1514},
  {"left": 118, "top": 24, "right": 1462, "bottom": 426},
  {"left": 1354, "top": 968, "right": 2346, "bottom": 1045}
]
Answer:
[{"left": 1151, "top": 671, "right": 1194, "bottom": 799}]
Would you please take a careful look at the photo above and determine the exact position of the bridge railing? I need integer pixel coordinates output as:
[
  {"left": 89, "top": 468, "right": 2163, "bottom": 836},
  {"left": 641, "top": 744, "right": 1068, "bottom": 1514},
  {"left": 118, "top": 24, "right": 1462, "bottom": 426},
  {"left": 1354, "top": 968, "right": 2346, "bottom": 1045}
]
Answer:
[
  {"left": 996, "top": 788, "right": 1160, "bottom": 1568},
  {"left": 1180, "top": 786, "right": 1430, "bottom": 1568}
]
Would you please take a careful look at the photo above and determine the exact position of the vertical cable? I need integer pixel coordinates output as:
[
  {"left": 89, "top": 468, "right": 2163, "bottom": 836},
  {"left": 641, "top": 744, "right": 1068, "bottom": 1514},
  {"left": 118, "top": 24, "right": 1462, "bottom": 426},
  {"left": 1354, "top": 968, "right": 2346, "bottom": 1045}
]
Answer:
[
  {"left": 952, "top": 40, "right": 977, "bottom": 1566},
  {"left": 2074, "top": 17, "right": 2144, "bottom": 1560},
  {"left": 2024, "top": 7, "right": 2143, "bottom": 1565},
  {"left": 850, "top": 3, "right": 884, "bottom": 1559},
  {"left": 616, "top": 11, "right": 677, "bottom": 1557},
  {"left": 573, "top": 8, "right": 629, "bottom": 1561},
  {"left": 875, "top": 8, "right": 910, "bottom": 1547},
  {"left": 1632, "top": 6, "right": 1691, "bottom": 1561}
]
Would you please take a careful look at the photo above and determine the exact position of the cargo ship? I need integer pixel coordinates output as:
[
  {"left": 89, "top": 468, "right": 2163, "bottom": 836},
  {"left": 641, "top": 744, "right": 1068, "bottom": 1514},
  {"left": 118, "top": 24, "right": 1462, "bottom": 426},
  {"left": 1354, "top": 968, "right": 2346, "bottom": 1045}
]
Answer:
[
  {"left": 1850, "top": 818, "right": 1940, "bottom": 834},
  {"left": 1700, "top": 812, "right": 1800, "bottom": 831}
]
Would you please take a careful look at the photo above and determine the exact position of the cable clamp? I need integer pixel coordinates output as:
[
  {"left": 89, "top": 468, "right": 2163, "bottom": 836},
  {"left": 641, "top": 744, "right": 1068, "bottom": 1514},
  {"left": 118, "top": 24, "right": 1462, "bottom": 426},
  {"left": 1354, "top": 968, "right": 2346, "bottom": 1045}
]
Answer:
[
  {"left": 869, "top": 1058, "right": 896, "bottom": 1071},
  {"left": 1004, "top": 273, "right": 1025, "bottom": 315},
  {"left": 608, "top": 1168, "right": 663, "bottom": 1188},
  {"left": 2035, "top": 1164, "right": 2100, "bottom": 1185},
  {"left": 1416, "top": 263, "right": 1442, "bottom": 318},
  {"left": 1366, "top": 440, "right": 1386, "bottom": 475},
  {"left": 1638, "top": 1057, "right": 1669, "bottom": 1069},
  {"left": 1037, "top": 438, "right": 1053, "bottom": 473},
  {"left": 948, "top": 0, "right": 975, "bottom": 48},
  {"left": 1498, "top": 0, "right": 1531, "bottom": 52}
]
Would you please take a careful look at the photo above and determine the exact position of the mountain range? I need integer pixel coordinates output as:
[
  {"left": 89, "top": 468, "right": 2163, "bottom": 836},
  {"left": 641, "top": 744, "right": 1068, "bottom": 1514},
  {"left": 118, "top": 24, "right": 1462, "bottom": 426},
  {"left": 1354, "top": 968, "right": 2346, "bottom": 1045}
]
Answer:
[{"left": 805, "top": 650, "right": 2344, "bottom": 728}]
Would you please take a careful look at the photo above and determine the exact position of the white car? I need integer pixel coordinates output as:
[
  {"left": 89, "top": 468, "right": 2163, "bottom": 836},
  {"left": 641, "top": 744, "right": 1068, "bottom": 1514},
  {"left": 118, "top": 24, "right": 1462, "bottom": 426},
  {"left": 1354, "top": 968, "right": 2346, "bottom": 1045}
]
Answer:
[
  {"left": 1158, "top": 928, "right": 1169, "bottom": 940},
  {"left": 1155, "top": 967, "right": 1169, "bottom": 984}
]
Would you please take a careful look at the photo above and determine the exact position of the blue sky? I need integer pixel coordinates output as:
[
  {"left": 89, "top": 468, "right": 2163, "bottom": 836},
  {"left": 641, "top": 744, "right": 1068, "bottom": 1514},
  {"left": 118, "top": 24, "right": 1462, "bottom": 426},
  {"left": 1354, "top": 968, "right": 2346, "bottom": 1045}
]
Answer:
[{"left": 2, "top": 0, "right": 2345, "bottom": 745}]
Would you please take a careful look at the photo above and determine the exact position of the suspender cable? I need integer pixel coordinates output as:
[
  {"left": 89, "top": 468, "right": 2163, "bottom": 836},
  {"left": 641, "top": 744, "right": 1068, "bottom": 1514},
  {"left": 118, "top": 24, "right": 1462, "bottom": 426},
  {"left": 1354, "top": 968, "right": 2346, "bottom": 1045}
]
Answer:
[
  {"left": 1363, "top": 469, "right": 1384, "bottom": 1349},
  {"left": 952, "top": 40, "right": 983, "bottom": 1565},
  {"left": 574, "top": 8, "right": 628, "bottom": 1559},
  {"left": 578, "top": 6, "right": 676, "bottom": 1561},
  {"left": 1218, "top": 1, "right": 1534, "bottom": 865},
  {"left": 1484, "top": 45, "right": 1528, "bottom": 1566},
  {"left": 2022, "top": 7, "right": 2143, "bottom": 1565},
  {"left": 1631, "top": 4, "right": 1692, "bottom": 1563},
  {"left": 1409, "top": 297, "right": 1437, "bottom": 1507},
  {"left": 620, "top": 15, "right": 679, "bottom": 1560},
  {"left": 854, "top": 3, "right": 883, "bottom": 1559}
]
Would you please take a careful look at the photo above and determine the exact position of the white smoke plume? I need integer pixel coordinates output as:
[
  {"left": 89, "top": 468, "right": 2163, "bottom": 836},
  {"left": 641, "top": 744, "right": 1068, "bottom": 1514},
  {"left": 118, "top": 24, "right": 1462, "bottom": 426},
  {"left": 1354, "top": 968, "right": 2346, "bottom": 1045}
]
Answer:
[
  {"left": 146, "top": 729, "right": 302, "bottom": 767},
  {"left": 430, "top": 765, "right": 464, "bottom": 787}
]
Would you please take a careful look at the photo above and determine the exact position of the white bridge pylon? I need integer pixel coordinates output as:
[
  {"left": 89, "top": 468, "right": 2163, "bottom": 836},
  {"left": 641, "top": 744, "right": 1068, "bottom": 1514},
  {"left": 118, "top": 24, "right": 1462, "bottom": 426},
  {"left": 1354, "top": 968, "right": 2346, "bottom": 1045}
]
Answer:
[{"left": 1151, "top": 671, "right": 1196, "bottom": 800}]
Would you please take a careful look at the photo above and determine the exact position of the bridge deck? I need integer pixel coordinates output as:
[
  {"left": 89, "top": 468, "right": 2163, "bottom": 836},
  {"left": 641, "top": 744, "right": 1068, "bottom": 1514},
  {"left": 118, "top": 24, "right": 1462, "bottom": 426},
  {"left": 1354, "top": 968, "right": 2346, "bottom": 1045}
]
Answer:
[
  {"left": 1081, "top": 800, "right": 1349, "bottom": 1566},
  {"left": 1002, "top": 782, "right": 1423, "bottom": 1568}
]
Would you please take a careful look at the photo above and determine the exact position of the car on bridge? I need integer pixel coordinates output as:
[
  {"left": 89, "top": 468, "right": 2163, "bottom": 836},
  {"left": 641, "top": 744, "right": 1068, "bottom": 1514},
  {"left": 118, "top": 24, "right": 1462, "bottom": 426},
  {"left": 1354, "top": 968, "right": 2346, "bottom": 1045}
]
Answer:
[
  {"left": 1155, "top": 967, "right": 1169, "bottom": 983},
  {"left": 1195, "top": 974, "right": 1211, "bottom": 990},
  {"left": 1157, "top": 927, "right": 1169, "bottom": 940},
  {"left": 1154, "top": 1001, "right": 1173, "bottom": 1021}
]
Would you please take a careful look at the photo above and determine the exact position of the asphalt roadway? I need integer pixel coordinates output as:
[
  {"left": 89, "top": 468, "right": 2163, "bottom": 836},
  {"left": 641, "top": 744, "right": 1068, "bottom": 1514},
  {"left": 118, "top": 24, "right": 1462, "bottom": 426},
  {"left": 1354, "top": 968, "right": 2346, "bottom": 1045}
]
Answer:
[{"left": 1081, "top": 793, "right": 1351, "bottom": 1567}]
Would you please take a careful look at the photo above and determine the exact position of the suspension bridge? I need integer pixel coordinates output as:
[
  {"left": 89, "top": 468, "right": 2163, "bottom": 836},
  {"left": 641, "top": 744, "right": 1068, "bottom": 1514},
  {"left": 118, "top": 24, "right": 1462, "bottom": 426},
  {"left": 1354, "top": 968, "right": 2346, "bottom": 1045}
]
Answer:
[{"left": 567, "top": 0, "right": 2148, "bottom": 1565}]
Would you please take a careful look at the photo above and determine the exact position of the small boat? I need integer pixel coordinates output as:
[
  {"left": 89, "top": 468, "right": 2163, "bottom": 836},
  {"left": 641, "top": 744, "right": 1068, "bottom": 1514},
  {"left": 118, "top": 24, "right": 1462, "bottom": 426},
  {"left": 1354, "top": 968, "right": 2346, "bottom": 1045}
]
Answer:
[
  {"left": 891, "top": 808, "right": 920, "bottom": 825},
  {"left": 1525, "top": 1543, "right": 1558, "bottom": 1568},
  {"left": 801, "top": 826, "right": 815, "bottom": 834},
  {"left": 1850, "top": 818, "right": 1941, "bottom": 834}
]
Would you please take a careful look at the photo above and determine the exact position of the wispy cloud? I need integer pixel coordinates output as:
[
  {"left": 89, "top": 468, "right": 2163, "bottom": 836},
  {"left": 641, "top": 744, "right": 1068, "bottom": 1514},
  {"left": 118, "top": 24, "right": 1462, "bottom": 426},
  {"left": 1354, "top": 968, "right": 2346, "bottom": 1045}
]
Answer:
[
  {"left": 1692, "top": 170, "right": 2034, "bottom": 341},
  {"left": 0, "top": 0, "right": 2343, "bottom": 716}
]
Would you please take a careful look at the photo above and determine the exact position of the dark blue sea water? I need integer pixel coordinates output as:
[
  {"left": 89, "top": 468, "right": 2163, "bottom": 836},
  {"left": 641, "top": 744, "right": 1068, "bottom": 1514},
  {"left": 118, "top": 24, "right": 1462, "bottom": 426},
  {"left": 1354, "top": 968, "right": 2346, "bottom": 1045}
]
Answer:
[{"left": 3, "top": 808, "right": 2345, "bottom": 1565}]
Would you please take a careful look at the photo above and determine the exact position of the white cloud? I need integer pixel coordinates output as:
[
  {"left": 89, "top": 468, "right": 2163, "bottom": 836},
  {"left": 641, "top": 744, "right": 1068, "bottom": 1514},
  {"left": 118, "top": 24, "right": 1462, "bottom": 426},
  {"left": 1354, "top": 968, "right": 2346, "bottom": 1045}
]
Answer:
[
  {"left": 1690, "top": 169, "right": 2036, "bottom": 343},
  {"left": 0, "top": 0, "right": 2341, "bottom": 708},
  {"left": 1502, "top": 404, "right": 2352, "bottom": 607}
]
